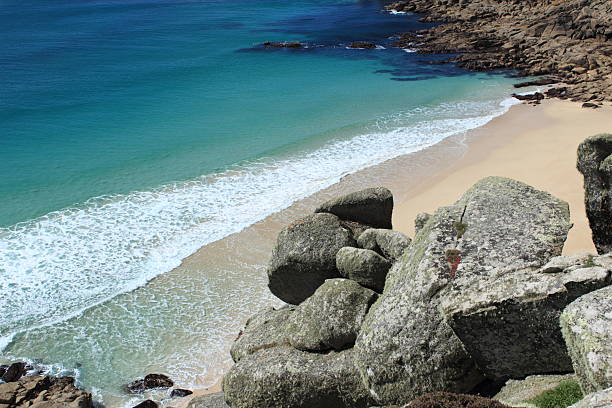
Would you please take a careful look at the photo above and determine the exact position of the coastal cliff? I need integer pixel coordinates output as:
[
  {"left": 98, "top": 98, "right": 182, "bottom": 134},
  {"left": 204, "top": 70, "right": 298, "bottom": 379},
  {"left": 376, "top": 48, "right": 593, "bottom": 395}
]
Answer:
[{"left": 386, "top": 0, "right": 612, "bottom": 103}]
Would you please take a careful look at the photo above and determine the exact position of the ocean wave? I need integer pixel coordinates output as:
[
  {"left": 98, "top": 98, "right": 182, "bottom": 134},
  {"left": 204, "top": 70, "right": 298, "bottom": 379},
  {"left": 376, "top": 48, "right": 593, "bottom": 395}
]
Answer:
[{"left": 0, "top": 97, "right": 518, "bottom": 352}]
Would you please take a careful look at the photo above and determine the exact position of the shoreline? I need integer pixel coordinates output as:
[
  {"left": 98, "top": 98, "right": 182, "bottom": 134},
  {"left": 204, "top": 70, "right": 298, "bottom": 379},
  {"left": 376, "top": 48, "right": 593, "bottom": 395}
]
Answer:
[{"left": 173, "top": 98, "right": 611, "bottom": 407}]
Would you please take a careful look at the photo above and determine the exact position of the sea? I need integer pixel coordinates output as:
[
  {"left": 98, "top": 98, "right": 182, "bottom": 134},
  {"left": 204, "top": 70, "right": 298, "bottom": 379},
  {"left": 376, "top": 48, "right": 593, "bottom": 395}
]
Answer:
[{"left": 1, "top": 0, "right": 521, "bottom": 406}]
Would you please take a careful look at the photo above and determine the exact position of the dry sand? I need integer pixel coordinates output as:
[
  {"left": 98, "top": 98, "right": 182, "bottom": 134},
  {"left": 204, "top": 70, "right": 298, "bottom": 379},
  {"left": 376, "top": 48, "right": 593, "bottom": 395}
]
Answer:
[{"left": 392, "top": 99, "right": 611, "bottom": 254}]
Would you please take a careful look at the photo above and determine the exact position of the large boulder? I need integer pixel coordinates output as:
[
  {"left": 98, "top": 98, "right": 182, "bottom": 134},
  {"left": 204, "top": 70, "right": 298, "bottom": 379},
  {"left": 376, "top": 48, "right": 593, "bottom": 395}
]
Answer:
[
  {"left": 315, "top": 187, "right": 393, "bottom": 229},
  {"left": 230, "top": 306, "right": 294, "bottom": 362},
  {"left": 577, "top": 134, "right": 612, "bottom": 254},
  {"left": 441, "top": 254, "right": 610, "bottom": 380},
  {"left": 267, "top": 213, "right": 356, "bottom": 304},
  {"left": 356, "top": 229, "right": 411, "bottom": 261},
  {"left": 286, "top": 279, "right": 377, "bottom": 351},
  {"left": 223, "top": 347, "right": 374, "bottom": 408},
  {"left": 336, "top": 247, "right": 392, "bottom": 292},
  {"left": 355, "top": 177, "right": 571, "bottom": 405},
  {"left": 560, "top": 284, "right": 612, "bottom": 393},
  {"left": 187, "top": 392, "right": 229, "bottom": 408}
]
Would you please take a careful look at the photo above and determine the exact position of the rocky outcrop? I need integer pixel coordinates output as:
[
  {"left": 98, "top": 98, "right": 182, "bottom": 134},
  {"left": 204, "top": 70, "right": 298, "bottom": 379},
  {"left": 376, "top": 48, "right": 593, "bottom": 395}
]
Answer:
[
  {"left": 356, "top": 228, "right": 411, "bottom": 261},
  {"left": 262, "top": 41, "right": 303, "bottom": 48},
  {"left": 354, "top": 177, "right": 571, "bottom": 404},
  {"left": 187, "top": 392, "right": 229, "bottom": 408},
  {"left": 315, "top": 187, "right": 394, "bottom": 229},
  {"left": 493, "top": 374, "right": 578, "bottom": 408},
  {"left": 133, "top": 400, "right": 158, "bottom": 408},
  {"left": 568, "top": 387, "right": 612, "bottom": 408},
  {"left": 223, "top": 347, "right": 374, "bottom": 408},
  {"left": 267, "top": 213, "right": 356, "bottom": 304},
  {"left": 560, "top": 285, "right": 612, "bottom": 394},
  {"left": 230, "top": 306, "right": 294, "bottom": 362},
  {"left": 1, "top": 363, "right": 26, "bottom": 383},
  {"left": 336, "top": 247, "right": 392, "bottom": 292},
  {"left": 577, "top": 134, "right": 612, "bottom": 254},
  {"left": 0, "top": 375, "right": 93, "bottom": 408},
  {"left": 386, "top": 0, "right": 612, "bottom": 103},
  {"left": 404, "top": 392, "right": 512, "bottom": 408},
  {"left": 286, "top": 279, "right": 377, "bottom": 351},
  {"left": 126, "top": 374, "right": 174, "bottom": 393},
  {"left": 442, "top": 253, "right": 611, "bottom": 380}
]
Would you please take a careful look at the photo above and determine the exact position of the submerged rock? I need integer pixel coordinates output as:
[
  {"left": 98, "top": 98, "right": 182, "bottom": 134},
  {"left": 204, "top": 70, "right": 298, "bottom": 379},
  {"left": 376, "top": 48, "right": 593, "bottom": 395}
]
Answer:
[
  {"left": 223, "top": 347, "right": 374, "bottom": 408},
  {"left": 577, "top": 134, "right": 612, "bottom": 254},
  {"left": 348, "top": 41, "right": 377, "bottom": 49},
  {"left": 356, "top": 228, "right": 411, "bottom": 261},
  {"left": 230, "top": 306, "right": 294, "bottom": 362},
  {"left": 315, "top": 187, "right": 393, "bottom": 229},
  {"left": 267, "top": 213, "right": 356, "bottom": 304},
  {"left": 336, "top": 247, "right": 392, "bottom": 292},
  {"left": 263, "top": 41, "right": 303, "bottom": 48},
  {"left": 442, "top": 254, "right": 610, "bottom": 380},
  {"left": 286, "top": 278, "right": 377, "bottom": 351},
  {"left": 560, "top": 285, "right": 612, "bottom": 393},
  {"left": 187, "top": 392, "right": 229, "bottom": 408},
  {"left": 355, "top": 177, "right": 571, "bottom": 404}
]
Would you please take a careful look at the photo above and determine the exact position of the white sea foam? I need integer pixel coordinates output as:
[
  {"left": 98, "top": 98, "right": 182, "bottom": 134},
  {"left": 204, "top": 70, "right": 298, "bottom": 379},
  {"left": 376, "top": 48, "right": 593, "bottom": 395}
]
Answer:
[
  {"left": 0, "top": 98, "right": 516, "bottom": 352},
  {"left": 403, "top": 48, "right": 417, "bottom": 53}
]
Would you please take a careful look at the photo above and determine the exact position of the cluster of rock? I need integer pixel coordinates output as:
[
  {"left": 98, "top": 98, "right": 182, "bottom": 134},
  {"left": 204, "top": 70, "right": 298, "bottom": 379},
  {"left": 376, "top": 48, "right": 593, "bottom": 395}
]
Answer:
[
  {"left": 0, "top": 362, "right": 92, "bottom": 408},
  {"left": 126, "top": 373, "right": 193, "bottom": 407},
  {"left": 386, "top": 0, "right": 612, "bottom": 104},
  {"left": 217, "top": 160, "right": 611, "bottom": 407}
]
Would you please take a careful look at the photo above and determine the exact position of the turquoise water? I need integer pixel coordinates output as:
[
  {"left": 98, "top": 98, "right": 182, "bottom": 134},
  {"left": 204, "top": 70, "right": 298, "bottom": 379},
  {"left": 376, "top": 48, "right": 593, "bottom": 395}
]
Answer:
[{"left": 1, "top": 0, "right": 519, "bottom": 406}]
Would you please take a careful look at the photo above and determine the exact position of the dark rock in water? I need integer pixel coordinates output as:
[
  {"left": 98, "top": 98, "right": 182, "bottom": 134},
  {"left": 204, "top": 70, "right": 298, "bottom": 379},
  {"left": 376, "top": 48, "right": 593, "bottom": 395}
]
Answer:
[
  {"left": 1, "top": 362, "right": 26, "bottom": 382},
  {"left": 171, "top": 388, "right": 194, "bottom": 398},
  {"left": 133, "top": 400, "right": 158, "bottom": 408},
  {"left": 582, "top": 102, "right": 600, "bottom": 108},
  {"left": 404, "top": 392, "right": 512, "bottom": 408},
  {"left": 187, "top": 392, "right": 229, "bottom": 408},
  {"left": 442, "top": 253, "right": 610, "bottom": 380},
  {"left": 286, "top": 278, "right": 377, "bottom": 351},
  {"left": 315, "top": 187, "right": 394, "bottom": 229},
  {"left": 230, "top": 306, "right": 294, "bottom": 362},
  {"left": 263, "top": 41, "right": 303, "bottom": 48},
  {"left": 127, "top": 373, "right": 174, "bottom": 393},
  {"left": 577, "top": 134, "right": 612, "bottom": 254},
  {"left": 355, "top": 177, "right": 570, "bottom": 404},
  {"left": 267, "top": 213, "right": 356, "bottom": 304},
  {"left": 348, "top": 41, "right": 377, "bottom": 49},
  {"left": 0, "top": 365, "right": 6, "bottom": 378},
  {"left": 511, "top": 92, "right": 545, "bottom": 101},
  {"left": 0, "top": 375, "right": 93, "bottom": 407},
  {"left": 513, "top": 78, "right": 559, "bottom": 88},
  {"left": 356, "top": 228, "right": 411, "bottom": 261},
  {"left": 336, "top": 247, "right": 392, "bottom": 292},
  {"left": 561, "top": 284, "right": 612, "bottom": 394},
  {"left": 223, "top": 347, "right": 374, "bottom": 408}
]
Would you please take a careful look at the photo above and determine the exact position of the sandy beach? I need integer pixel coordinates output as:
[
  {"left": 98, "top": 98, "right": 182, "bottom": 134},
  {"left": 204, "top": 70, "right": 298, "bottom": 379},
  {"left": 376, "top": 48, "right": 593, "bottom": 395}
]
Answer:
[
  {"left": 175, "top": 98, "right": 611, "bottom": 406},
  {"left": 392, "top": 99, "right": 611, "bottom": 254}
]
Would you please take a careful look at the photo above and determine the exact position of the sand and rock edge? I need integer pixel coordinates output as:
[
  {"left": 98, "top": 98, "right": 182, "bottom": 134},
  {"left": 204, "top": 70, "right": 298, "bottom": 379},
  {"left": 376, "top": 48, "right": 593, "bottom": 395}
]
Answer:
[{"left": 185, "top": 134, "right": 611, "bottom": 408}]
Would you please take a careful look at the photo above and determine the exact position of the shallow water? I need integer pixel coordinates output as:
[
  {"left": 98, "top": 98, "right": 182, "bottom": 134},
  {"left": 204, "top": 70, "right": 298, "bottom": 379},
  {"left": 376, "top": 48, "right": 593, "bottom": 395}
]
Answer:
[{"left": 1, "top": 0, "right": 519, "bottom": 405}]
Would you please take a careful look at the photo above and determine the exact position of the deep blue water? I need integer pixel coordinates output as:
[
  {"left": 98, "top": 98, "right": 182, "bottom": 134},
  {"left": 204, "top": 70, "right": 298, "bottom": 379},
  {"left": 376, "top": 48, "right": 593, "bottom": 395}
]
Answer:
[{"left": 0, "top": 0, "right": 518, "bottom": 406}]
